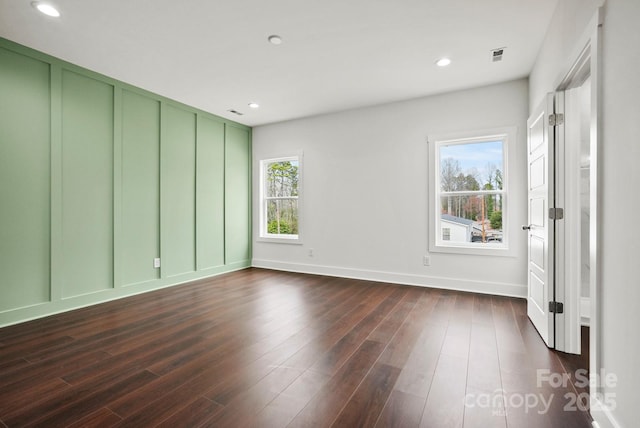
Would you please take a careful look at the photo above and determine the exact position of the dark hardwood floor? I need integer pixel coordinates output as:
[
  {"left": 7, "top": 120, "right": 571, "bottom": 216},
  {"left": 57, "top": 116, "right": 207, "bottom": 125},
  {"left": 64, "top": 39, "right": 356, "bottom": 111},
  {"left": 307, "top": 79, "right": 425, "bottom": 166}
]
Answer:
[{"left": 0, "top": 268, "right": 592, "bottom": 427}]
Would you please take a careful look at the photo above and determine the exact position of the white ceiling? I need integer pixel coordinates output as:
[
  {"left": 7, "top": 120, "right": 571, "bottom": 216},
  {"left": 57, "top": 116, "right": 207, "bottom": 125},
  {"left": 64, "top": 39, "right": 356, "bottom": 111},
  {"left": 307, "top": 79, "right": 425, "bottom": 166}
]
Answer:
[{"left": 0, "top": 0, "right": 558, "bottom": 127}]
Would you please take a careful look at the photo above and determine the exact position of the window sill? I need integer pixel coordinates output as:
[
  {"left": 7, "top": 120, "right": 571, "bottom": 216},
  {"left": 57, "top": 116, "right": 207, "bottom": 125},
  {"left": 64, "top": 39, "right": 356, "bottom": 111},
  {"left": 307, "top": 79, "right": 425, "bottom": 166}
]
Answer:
[
  {"left": 429, "top": 243, "right": 514, "bottom": 257},
  {"left": 257, "top": 235, "right": 304, "bottom": 245}
]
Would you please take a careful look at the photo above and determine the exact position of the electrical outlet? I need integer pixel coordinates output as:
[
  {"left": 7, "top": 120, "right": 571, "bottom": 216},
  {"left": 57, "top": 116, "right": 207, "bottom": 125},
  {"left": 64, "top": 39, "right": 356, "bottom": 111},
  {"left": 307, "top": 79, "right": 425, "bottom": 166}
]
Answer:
[
  {"left": 423, "top": 255, "right": 431, "bottom": 266},
  {"left": 308, "top": 248, "right": 314, "bottom": 257},
  {"left": 153, "top": 258, "right": 161, "bottom": 268}
]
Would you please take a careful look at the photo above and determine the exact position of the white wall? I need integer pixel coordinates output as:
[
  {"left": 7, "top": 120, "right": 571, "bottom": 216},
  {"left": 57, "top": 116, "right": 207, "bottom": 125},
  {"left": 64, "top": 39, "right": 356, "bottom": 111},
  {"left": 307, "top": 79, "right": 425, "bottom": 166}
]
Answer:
[
  {"left": 252, "top": 79, "right": 529, "bottom": 297},
  {"left": 529, "top": 0, "right": 604, "bottom": 111},
  {"left": 531, "top": 0, "right": 640, "bottom": 427},
  {"left": 599, "top": 1, "right": 640, "bottom": 426}
]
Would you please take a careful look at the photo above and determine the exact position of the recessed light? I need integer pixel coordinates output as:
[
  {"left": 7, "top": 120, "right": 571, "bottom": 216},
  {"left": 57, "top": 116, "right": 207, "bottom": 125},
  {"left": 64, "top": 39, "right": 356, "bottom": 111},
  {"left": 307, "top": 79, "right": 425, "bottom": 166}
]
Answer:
[
  {"left": 435, "top": 58, "right": 451, "bottom": 67},
  {"left": 248, "top": 102, "right": 260, "bottom": 109},
  {"left": 268, "top": 35, "right": 282, "bottom": 45},
  {"left": 32, "top": 2, "right": 60, "bottom": 17}
]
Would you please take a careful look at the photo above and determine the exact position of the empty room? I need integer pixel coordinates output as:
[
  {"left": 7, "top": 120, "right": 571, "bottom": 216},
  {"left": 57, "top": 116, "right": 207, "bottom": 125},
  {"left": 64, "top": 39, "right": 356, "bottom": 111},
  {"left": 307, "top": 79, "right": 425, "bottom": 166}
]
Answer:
[{"left": 0, "top": 0, "right": 637, "bottom": 427}]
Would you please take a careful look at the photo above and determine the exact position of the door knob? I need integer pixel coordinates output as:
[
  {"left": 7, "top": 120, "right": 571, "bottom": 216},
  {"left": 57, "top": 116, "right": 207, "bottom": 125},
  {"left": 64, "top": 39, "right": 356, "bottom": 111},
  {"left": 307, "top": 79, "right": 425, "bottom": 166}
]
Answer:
[{"left": 522, "top": 225, "right": 532, "bottom": 230}]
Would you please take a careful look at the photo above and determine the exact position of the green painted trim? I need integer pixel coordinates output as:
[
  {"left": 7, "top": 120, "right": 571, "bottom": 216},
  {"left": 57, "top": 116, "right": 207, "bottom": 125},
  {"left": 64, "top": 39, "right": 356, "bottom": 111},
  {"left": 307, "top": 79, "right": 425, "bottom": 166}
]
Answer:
[
  {"left": 156, "top": 98, "right": 162, "bottom": 280},
  {"left": 248, "top": 128, "right": 253, "bottom": 260},
  {"left": 195, "top": 114, "right": 200, "bottom": 271},
  {"left": 113, "top": 86, "right": 123, "bottom": 289},
  {"left": 50, "top": 62, "right": 63, "bottom": 303},
  {"left": 223, "top": 123, "right": 228, "bottom": 266}
]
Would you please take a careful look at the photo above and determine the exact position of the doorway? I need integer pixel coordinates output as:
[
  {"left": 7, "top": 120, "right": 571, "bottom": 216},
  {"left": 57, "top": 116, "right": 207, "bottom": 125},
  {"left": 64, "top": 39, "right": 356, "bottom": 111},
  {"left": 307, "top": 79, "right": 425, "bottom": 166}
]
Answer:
[
  {"left": 526, "top": 47, "right": 597, "bottom": 356},
  {"left": 564, "top": 75, "right": 592, "bottom": 329}
]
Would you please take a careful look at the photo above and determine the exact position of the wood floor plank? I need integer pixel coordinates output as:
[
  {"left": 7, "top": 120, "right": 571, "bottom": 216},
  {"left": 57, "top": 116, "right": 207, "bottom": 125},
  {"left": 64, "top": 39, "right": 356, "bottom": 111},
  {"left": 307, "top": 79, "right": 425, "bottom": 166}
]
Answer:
[
  {"left": 0, "top": 358, "right": 30, "bottom": 376},
  {"left": 61, "top": 332, "right": 207, "bottom": 385},
  {"left": 2, "top": 335, "right": 76, "bottom": 362},
  {"left": 5, "top": 370, "right": 158, "bottom": 427},
  {"left": 287, "top": 339, "right": 387, "bottom": 427},
  {"left": 244, "top": 370, "right": 330, "bottom": 428},
  {"left": 392, "top": 320, "right": 446, "bottom": 398},
  {"left": 156, "top": 396, "right": 222, "bottom": 428},
  {"left": 306, "top": 286, "right": 405, "bottom": 377},
  {"left": 0, "top": 350, "right": 111, "bottom": 391},
  {"left": 332, "top": 362, "right": 401, "bottom": 427},
  {"left": 374, "top": 390, "right": 426, "bottom": 428},
  {"left": 463, "top": 298, "right": 507, "bottom": 427},
  {"left": 66, "top": 407, "right": 123, "bottom": 428},
  {"left": 0, "top": 377, "right": 71, "bottom": 415},
  {"left": 376, "top": 290, "right": 439, "bottom": 369},
  {"left": 420, "top": 354, "right": 468, "bottom": 428}
]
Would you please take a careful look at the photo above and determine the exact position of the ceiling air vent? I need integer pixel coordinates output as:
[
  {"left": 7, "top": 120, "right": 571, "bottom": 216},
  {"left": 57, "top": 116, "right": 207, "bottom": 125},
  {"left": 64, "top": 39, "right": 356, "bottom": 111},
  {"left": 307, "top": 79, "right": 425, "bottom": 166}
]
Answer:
[
  {"left": 227, "top": 109, "right": 244, "bottom": 116},
  {"left": 491, "top": 47, "right": 505, "bottom": 62}
]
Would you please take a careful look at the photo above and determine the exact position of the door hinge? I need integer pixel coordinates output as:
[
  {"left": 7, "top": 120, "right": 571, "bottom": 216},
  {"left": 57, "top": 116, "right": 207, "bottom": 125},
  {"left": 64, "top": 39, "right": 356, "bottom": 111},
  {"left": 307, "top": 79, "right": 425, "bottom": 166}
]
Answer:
[
  {"left": 549, "top": 113, "right": 564, "bottom": 126},
  {"left": 549, "top": 207, "right": 564, "bottom": 220},
  {"left": 549, "top": 301, "right": 564, "bottom": 314}
]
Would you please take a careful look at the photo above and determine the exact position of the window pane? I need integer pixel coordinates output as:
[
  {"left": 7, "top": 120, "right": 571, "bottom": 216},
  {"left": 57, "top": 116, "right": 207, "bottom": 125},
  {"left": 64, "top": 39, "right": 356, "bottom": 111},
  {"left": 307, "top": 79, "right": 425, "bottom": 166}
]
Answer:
[
  {"left": 439, "top": 194, "right": 503, "bottom": 243},
  {"left": 266, "top": 199, "right": 298, "bottom": 235},
  {"left": 266, "top": 161, "right": 299, "bottom": 197},
  {"left": 440, "top": 140, "right": 504, "bottom": 192}
]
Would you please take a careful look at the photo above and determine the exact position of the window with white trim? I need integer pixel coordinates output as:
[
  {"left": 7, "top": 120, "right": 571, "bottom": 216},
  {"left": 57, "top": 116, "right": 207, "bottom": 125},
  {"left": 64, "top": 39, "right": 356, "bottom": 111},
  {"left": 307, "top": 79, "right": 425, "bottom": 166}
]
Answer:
[
  {"left": 429, "top": 129, "right": 513, "bottom": 255},
  {"left": 259, "top": 155, "right": 302, "bottom": 243}
]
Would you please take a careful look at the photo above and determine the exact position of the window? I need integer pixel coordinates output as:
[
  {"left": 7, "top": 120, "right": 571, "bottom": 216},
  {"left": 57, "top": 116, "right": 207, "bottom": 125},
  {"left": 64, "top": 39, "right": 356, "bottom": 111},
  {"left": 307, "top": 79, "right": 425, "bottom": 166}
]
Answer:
[
  {"left": 429, "top": 128, "right": 514, "bottom": 255},
  {"left": 259, "top": 155, "right": 302, "bottom": 243}
]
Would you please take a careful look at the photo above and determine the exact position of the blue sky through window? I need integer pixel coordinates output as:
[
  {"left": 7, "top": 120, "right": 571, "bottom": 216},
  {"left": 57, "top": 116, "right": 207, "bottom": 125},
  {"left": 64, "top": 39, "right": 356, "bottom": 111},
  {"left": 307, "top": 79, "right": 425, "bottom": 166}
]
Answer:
[{"left": 440, "top": 140, "right": 503, "bottom": 178}]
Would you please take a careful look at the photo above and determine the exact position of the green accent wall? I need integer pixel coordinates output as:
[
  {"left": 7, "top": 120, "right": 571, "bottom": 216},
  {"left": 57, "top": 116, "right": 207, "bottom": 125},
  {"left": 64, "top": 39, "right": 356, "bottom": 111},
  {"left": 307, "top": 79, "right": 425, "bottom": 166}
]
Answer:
[
  {"left": 61, "top": 70, "right": 115, "bottom": 298},
  {"left": 225, "top": 126, "right": 251, "bottom": 265},
  {"left": 121, "top": 90, "right": 161, "bottom": 286},
  {"left": 196, "top": 116, "right": 225, "bottom": 270},
  {"left": 161, "top": 105, "right": 197, "bottom": 277},
  {"left": 0, "top": 38, "right": 251, "bottom": 326},
  {"left": 0, "top": 48, "right": 51, "bottom": 311}
]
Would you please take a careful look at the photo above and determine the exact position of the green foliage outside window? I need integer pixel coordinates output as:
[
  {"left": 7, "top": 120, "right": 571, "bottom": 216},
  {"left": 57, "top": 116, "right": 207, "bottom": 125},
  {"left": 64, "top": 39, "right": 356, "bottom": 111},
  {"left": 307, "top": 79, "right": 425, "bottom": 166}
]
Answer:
[{"left": 265, "top": 160, "right": 299, "bottom": 236}]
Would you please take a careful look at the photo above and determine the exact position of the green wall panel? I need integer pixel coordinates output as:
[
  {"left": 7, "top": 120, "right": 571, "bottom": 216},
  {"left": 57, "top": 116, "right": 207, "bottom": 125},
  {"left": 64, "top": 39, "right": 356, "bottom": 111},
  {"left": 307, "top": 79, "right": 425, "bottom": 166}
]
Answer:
[
  {"left": 162, "top": 104, "right": 197, "bottom": 276},
  {"left": 61, "top": 70, "right": 114, "bottom": 298},
  {"left": 196, "top": 116, "right": 225, "bottom": 270},
  {"left": 0, "top": 48, "right": 51, "bottom": 311},
  {"left": 121, "top": 90, "right": 161, "bottom": 285},
  {"left": 225, "top": 126, "right": 251, "bottom": 264}
]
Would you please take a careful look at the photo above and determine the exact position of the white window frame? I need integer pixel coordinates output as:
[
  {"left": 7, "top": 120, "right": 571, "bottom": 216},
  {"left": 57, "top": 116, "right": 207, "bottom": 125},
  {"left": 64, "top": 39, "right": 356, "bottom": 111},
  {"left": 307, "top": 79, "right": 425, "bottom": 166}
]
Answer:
[
  {"left": 428, "top": 127, "right": 516, "bottom": 256},
  {"left": 257, "top": 153, "right": 303, "bottom": 244}
]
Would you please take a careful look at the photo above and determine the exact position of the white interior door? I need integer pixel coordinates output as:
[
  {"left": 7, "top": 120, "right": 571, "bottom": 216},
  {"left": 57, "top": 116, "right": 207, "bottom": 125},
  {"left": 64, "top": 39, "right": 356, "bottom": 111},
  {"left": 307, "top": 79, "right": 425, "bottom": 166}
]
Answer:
[{"left": 526, "top": 95, "right": 556, "bottom": 348}]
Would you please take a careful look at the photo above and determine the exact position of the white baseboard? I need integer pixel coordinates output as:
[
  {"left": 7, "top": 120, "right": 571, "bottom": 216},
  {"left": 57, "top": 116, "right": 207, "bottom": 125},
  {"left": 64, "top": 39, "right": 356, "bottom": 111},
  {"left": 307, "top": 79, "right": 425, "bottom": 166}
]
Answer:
[
  {"left": 581, "top": 297, "right": 591, "bottom": 326},
  {"left": 252, "top": 259, "right": 527, "bottom": 298}
]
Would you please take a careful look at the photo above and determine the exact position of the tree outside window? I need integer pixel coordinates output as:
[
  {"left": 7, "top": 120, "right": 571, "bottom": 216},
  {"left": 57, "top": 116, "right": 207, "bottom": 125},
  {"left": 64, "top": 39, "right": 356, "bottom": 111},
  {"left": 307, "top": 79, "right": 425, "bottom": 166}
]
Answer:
[{"left": 436, "top": 137, "right": 507, "bottom": 248}]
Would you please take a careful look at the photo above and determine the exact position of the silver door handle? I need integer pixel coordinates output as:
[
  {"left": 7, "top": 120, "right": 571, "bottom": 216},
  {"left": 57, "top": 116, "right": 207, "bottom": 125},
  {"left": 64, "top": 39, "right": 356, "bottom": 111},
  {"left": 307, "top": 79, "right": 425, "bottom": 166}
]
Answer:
[{"left": 522, "top": 225, "right": 532, "bottom": 230}]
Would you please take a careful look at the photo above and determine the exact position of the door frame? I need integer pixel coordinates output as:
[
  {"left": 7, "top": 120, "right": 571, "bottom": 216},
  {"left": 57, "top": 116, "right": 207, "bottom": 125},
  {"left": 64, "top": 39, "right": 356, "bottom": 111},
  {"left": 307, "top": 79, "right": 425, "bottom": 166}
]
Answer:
[{"left": 552, "top": 7, "right": 604, "bottom": 419}]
